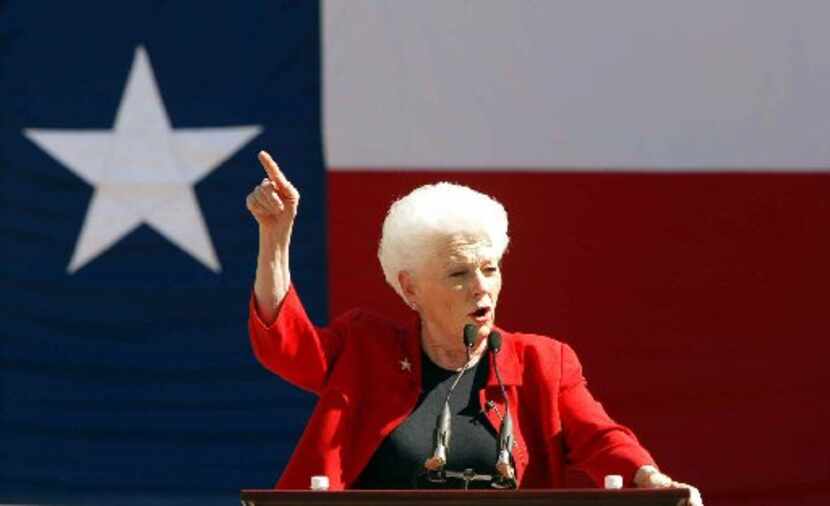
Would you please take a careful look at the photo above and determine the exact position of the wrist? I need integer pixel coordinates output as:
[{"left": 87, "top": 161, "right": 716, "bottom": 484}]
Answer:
[
  {"left": 258, "top": 222, "right": 290, "bottom": 243},
  {"left": 258, "top": 225, "right": 291, "bottom": 260}
]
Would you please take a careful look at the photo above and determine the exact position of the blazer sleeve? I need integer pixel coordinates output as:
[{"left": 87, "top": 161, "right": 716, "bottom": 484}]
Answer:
[
  {"left": 558, "top": 342, "right": 656, "bottom": 487},
  {"left": 248, "top": 284, "right": 347, "bottom": 395}
]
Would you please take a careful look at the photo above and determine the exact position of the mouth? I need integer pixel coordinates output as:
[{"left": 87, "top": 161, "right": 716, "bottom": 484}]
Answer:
[{"left": 468, "top": 306, "right": 492, "bottom": 323}]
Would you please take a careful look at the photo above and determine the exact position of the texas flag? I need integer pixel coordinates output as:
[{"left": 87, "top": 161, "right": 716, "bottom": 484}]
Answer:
[{"left": 1, "top": 2, "right": 828, "bottom": 505}]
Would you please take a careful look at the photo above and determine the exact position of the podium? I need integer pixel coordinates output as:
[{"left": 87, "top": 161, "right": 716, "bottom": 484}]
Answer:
[{"left": 240, "top": 488, "right": 689, "bottom": 506}]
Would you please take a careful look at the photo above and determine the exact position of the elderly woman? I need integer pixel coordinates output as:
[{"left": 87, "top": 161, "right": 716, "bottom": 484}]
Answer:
[{"left": 246, "top": 151, "right": 701, "bottom": 503}]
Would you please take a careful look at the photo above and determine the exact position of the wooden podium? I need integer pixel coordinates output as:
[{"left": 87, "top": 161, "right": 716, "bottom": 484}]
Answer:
[{"left": 241, "top": 488, "right": 689, "bottom": 506}]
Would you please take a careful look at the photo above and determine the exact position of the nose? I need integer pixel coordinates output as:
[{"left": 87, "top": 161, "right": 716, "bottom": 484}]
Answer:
[{"left": 471, "top": 269, "right": 488, "bottom": 297}]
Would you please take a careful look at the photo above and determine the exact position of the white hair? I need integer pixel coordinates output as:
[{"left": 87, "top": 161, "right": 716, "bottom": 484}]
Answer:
[{"left": 378, "top": 182, "right": 510, "bottom": 302}]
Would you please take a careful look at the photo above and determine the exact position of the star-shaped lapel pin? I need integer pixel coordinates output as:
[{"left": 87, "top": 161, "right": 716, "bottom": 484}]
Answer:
[{"left": 399, "top": 357, "right": 412, "bottom": 372}]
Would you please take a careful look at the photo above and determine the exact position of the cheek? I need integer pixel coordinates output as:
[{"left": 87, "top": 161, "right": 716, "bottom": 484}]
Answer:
[
  {"left": 439, "top": 289, "right": 467, "bottom": 317},
  {"left": 423, "top": 285, "right": 460, "bottom": 315},
  {"left": 491, "top": 277, "right": 503, "bottom": 301}
]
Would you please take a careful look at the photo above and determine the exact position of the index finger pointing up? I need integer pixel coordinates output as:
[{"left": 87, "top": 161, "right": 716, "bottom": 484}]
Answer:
[{"left": 258, "top": 150, "right": 289, "bottom": 188}]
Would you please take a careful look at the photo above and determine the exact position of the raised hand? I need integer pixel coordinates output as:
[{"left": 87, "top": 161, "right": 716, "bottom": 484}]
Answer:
[
  {"left": 246, "top": 150, "right": 300, "bottom": 239},
  {"left": 249, "top": 150, "right": 299, "bottom": 323}
]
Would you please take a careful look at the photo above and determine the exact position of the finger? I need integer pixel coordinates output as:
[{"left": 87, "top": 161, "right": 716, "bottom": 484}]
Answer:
[
  {"left": 672, "top": 483, "right": 702, "bottom": 506},
  {"left": 259, "top": 178, "right": 280, "bottom": 198},
  {"left": 649, "top": 473, "right": 672, "bottom": 488},
  {"left": 247, "top": 188, "right": 278, "bottom": 215},
  {"left": 246, "top": 194, "right": 269, "bottom": 216},
  {"left": 269, "top": 190, "right": 286, "bottom": 212},
  {"left": 264, "top": 190, "right": 285, "bottom": 213},
  {"left": 253, "top": 187, "right": 284, "bottom": 213},
  {"left": 258, "top": 150, "right": 280, "bottom": 182},
  {"left": 690, "top": 488, "right": 703, "bottom": 506},
  {"left": 258, "top": 151, "right": 297, "bottom": 199}
]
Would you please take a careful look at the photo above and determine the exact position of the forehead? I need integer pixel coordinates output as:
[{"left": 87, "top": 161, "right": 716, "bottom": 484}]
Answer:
[{"left": 433, "top": 234, "right": 498, "bottom": 266}]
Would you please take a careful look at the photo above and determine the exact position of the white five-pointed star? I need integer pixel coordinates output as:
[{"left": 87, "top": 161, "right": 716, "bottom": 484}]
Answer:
[
  {"left": 400, "top": 357, "right": 412, "bottom": 372},
  {"left": 24, "top": 46, "right": 262, "bottom": 273}
]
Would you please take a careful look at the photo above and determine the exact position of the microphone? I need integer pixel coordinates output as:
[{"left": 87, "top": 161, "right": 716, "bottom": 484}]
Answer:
[
  {"left": 488, "top": 330, "right": 517, "bottom": 489},
  {"left": 424, "top": 324, "right": 478, "bottom": 481},
  {"left": 462, "top": 323, "right": 477, "bottom": 360},
  {"left": 487, "top": 330, "right": 502, "bottom": 352}
]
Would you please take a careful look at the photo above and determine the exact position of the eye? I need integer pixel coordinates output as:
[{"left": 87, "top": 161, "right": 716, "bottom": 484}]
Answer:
[
  {"left": 484, "top": 266, "right": 499, "bottom": 274},
  {"left": 449, "top": 270, "right": 467, "bottom": 278}
]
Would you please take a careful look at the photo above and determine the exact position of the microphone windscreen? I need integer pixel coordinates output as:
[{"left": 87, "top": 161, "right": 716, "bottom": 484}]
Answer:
[
  {"left": 463, "top": 324, "right": 477, "bottom": 348},
  {"left": 487, "top": 331, "right": 502, "bottom": 352}
]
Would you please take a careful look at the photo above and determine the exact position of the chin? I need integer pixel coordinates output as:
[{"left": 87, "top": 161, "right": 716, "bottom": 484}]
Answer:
[{"left": 474, "top": 321, "right": 493, "bottom": 337}]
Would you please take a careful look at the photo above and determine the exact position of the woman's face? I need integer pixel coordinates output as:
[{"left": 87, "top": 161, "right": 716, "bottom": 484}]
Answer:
[{"left": 402, "top": 234, "right": 502, "bottom": 347}]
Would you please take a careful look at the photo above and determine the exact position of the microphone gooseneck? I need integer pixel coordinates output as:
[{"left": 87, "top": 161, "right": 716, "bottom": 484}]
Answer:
[
  {"left": 487, "top": 331, "right": 505, "bottom": 400},
  {"left": 488, "top": 330, "right": 517, "bottom": 489},
  {"left": 448, "top": 324, "right": 478, "bottom": 403},
  {"left": 427, "top": 401, "right": 452, "bottom": 472},
  {"left": 424, "top": 324, "right": 479, "bottom": 480}
]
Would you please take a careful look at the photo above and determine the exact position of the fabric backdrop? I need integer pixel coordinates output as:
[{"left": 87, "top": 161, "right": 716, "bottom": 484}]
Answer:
[{"left": 2, "top": 1, "right": 829, "bottom": 505}]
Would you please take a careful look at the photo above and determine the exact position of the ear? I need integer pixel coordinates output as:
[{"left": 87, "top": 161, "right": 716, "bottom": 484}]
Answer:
[{"left": 398, "top": 270, "right": 418, "bottom": 304}]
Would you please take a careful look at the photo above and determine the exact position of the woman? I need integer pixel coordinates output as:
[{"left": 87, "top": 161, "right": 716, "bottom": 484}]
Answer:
[{"left": 246, "top": 151, "right": 702, "bottom": 503}]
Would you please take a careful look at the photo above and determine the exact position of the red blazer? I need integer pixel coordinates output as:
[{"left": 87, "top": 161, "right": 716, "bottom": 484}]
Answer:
[{"left": 249, "top": 286, "right": 655, "bottom": 490}]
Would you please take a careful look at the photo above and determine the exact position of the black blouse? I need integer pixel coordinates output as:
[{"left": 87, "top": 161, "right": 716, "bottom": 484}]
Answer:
[{"left": 353, "top": 350, "right": 499, "bottom": 489}]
